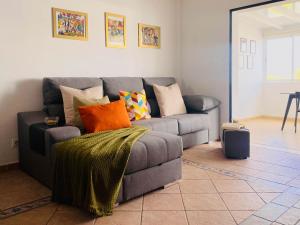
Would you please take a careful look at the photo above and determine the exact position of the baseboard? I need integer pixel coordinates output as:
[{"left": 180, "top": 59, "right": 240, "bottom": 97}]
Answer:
[
  {"left": 233, "top": 115, "right": 262, "bottom": 122},
  {"left": 260, "top": 115, "right": 294, "bottom": 122},
  {"left": 236, "top": 115, "right": 295, "bottom": 123},
  {"left": 0, "top": 162, "right": 19, "bottom": 173}
]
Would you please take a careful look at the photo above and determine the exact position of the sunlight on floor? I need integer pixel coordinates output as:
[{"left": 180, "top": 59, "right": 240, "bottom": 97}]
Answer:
[{"left": 241, "top": 117, "right": 300, "bottom": 154}]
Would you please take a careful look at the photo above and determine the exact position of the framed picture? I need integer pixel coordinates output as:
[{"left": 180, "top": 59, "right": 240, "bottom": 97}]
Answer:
[
  {"left": 250, "top": 40, "right": 256, "bottom": 54},
  {"left": 239, "top": 55, "right": 245, "bottom": 69},
  {"left": 138, "top": 23, "right": 161, "bottom": 49},
  {"left": 240, "top": 38, "right": 247, "bottom": 53},
  {"left": 247, "top": 55, "right": 254, "bottom": 69},
  {"left": 105, "top": 12, "right": 126, "bottom": 48},
  {"left": 52, "top": 8, "right": 88, "bottom": 41}
]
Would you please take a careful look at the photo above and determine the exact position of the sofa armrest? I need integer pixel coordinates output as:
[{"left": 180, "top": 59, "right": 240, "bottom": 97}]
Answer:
[
  {"left": 18, "top": 111, "right": 48, "bottom": 126},
  {"left": 18, "top": 111, "right": 80, "bottom": 158},
  {"left": 18, "top": 111, "right": 48, "bottom": 154},
  {"left": 45, "top": 126, "right": 81, "bottom": 145},
  {"left": 45, "top": 126, "right": 81, "bottom": 161},
  {"left": 183, "top": 95, "right": 221, "bottom": 113}
]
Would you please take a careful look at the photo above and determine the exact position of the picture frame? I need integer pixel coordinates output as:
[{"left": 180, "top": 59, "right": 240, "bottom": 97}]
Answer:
[
  {"left": 247, "top": 55, "right": 254, "bottom": 69},
  {"left": 250, "top": 40, "right": 256, "bottom": 54},
  {"left": 240, "top": 38, "right": 247, "bottom": 53},
  {"left": 105, "top": 12, "right": 126, "bottom": 48},
  {"left": 239, "top": 55, "right": 245, "bottom": 69},
  {"left": 138, "top": 23, "right": 161, "bottom": 49},
  {"left": 52, "top": 8, "right": 88, "bottom": 41}
]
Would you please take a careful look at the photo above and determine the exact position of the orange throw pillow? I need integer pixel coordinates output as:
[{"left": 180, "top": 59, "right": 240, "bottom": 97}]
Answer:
[{"left": 78, "top": 99, "right": 131, "bottom": 133}]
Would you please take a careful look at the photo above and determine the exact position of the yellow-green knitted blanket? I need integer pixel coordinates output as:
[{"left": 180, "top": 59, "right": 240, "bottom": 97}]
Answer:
[{"left": 52, "top": 126, "right": 148, "bottom": 217}]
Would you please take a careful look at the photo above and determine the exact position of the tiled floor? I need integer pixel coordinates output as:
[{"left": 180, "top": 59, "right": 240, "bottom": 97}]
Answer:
[
  {"left": 1, "top": 118, "right": 300, "bottom": 225},
  {"left": 242, "top": 117, "right": 300, "bottom": 154}
]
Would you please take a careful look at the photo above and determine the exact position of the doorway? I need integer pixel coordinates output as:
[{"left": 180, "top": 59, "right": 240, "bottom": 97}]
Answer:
[{"left": 230, "top": 0, "right": 300, "bottom": 152}]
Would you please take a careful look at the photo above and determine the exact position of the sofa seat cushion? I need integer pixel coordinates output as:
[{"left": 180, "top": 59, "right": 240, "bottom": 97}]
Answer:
[
  {"left": 132, "top": 118, "right": 178, "bottom": 135},
  {"left": 167, "top": 114, "right": 209, "bottom": 135},
  {"left": 125, "top": 131, "right": 183, "bottom": 174}
]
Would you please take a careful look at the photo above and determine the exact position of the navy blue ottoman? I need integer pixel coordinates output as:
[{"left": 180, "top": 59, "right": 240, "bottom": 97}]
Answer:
[{"left": 222, "top": 128, "right": 250, "bottom": 159}]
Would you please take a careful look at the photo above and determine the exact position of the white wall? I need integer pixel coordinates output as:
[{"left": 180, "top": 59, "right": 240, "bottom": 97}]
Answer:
[
  {"left": 232, "top": 16, "right": 264, "bottom": 120},
  {"left": 262, "top": 82, "right": 300, "bottom": 118},
  {"left": 180, "top": 0, "right": 271, "bottom": 124},
  {"left": 0, "top": 0, "right": 180, "bottom": 165}
]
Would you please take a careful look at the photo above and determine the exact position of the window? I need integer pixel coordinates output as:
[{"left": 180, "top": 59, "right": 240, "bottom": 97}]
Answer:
[
  {"left": 266, "top": 36, "right": 300, "bottom": 81},
  {"left": 294, "top": 36, "right": 300, "bottom": 80}
]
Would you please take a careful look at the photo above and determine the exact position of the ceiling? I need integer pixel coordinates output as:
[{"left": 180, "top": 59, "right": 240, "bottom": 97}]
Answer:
[{"left": 236, "top": 0, "right": 300, "bottom": 30}]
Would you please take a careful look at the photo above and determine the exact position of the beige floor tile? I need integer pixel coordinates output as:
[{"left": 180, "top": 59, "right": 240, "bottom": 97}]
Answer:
[
  {"left": 230, "top": 210, "right": 254, "bottom": 224},
  {"left": 207, "top": 171, "right": 235, "bottom": 180},
  {"left": 155, "top": 184, "right": 180, "bottom": 194},
  {"left": 182, "top": 164, "right": 209, "bottom": 180},
  {"left": 182, "top": 193, "right": 227, "bottom": 210},
  {"left": 0, "top": 189, "right": 51, "bottom": 210},
  {"left": 143, "top": 193, "right": 184, "bottom": 211},
  {"left": 232, "top": 159, "right": 273, "bottom": 171},
  {"left": 294, "top": 200, "right": 300, "bottom": 208},
  {"left": 115, "top": 197, "right": 143, "bottom": 211},
  {"left": 0, "top": 170, "right": 50, "bottom": 210},
  {"left": 142, "top": 211, "right": 188, "bottom": 225},
  {"left": 0, "top": 203, "right": 57, "bottom": 225},
  {"left": 95, "top": 211, "right": 141, "bottom": 225},
  {"left": 287, "top": 187, "right": 300, "bottom": 196},
  {"left": 186, "top": 211, "right": 236, "bottom": 225},
  {"left": 0, "top": 170, "right": 50, "bottom": 193},
  {"left": 272, "top": 192, "right": 300, "bottom": 207},
  {"left": 267, "top": 165, "right": 300, "bottom": 179},
  {"left": 276, "top": 207, "right": 300, "bottom": 225},
  {"left": 0, "top": 170, "right": 37, "bottom": 193},
  {"left": 239, "top": 215, "right": 272, "bottom": 225},
  {"left": 242, "top": 118, "right": 300, "bottom": 154},
  {"left": 225, "top": 165, "right": 260, "bottom": 177},
  {"left": 254, "top": 171, "right": 293, "bottom": 184},
  {"left": 257, "top": 193, "right": 281, "bottom": 203},
  {"left": 221, "top": 193, "right": 265, "bottom": 210},
  {"left": 288, "top": 179, "right": 300, "bottom": 188},
  {"left": 247, "top": 180, "right": 288, "bottom": 193},
  {"left": 212, "top": 179, "right": 254, "bottom": 193},
  {"left": 179, "top": 179, "right": 216, "bottom": 193},
  {"left": 254, "top": 203, "right": 288, "bottom": 222},
  {"left": 48, "top": 206, "right": 95, "bottom": 225}
]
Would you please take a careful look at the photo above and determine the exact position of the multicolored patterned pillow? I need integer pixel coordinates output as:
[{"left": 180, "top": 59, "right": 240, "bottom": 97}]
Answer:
[{"left": 119, "top": 90, "right": 151, "bottom": 121}]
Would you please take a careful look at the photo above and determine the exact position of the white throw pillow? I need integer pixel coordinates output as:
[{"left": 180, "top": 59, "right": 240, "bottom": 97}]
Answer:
[
  {"left": 153, "top": 83, "right": 187, "bottom": 117},
  {"left": 60, "top": 85, "right": 103, "bottom": 125}
]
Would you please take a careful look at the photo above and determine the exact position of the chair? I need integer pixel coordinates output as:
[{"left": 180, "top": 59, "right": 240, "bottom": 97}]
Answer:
[{"left": 281, "top": 92, "right": 300, "bottom": 133}]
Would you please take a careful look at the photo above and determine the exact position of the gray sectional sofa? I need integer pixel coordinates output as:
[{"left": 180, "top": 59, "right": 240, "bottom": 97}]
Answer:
[{"left": 17, "top": 77, "right": 220, "bottom": 203}]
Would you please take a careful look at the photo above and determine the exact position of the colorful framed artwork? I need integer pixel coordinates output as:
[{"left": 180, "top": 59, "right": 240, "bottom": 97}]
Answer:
[
  {"left": 138, "top": 23, "right": 161, "bottom": 49},
  {"left": 52, "top": 8, "right": 88, "bottom": 41},
  {"left": 105, "top": 12, "right": 126, "bottom": 48}
]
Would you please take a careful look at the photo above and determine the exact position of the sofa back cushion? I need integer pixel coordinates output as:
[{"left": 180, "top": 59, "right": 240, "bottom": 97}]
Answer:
[
  {"left": 153, "top": 83, "right": 187, "bottom": 117},
  {"left": 142, "top": 77, "right": 176, "bottom": 117},
  {"left": 43, "top": 77, "right": 103, "bottom": 122},
  {"left": 102, "top": 77, "right": 144, "bottom": 101}
]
